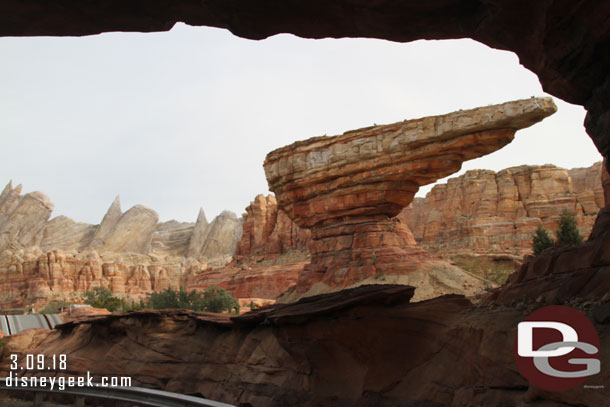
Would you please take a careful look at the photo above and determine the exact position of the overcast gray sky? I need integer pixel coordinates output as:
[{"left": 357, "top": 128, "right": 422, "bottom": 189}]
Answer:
[{"left": 0, "top": 24, "right": 602, "bottom": 225}]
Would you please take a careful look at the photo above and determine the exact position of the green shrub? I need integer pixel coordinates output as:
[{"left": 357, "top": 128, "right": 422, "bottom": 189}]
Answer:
[
  {"left": 201, "top": 286, "right": 240, "bottom": 314},
  {"left": 147, "top": 287, "right": 202, "bottom": 310},
  {"left": 555, "top": 209, "right": 583, "bottom": 247},
  {"left": 84, "top": 287, "right": 126, "bottom": 312},
  {"left": 40, "top": 300, "right": 69, "bottom": 314},
  {"left": 532, "top": 225, "right": 554, "bottom": 255},
  {"left": 145, "top": 286, "right": 239, "bottom": 314}
]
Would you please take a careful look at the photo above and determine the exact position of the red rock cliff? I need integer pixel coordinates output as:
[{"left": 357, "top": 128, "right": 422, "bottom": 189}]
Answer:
[
  {"left": 400, "top": 162, "right": 604, "bottom": 258},
  {"left": 235, "top": 194, "right": 309, "bottom": 262}
]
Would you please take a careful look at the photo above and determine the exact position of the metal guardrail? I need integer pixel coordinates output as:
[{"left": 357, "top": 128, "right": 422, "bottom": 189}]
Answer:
[
  {"left": 0, "top": 314, "right": 62, "bottom": 336},
  {"left": 0, "top": 378, "right": 236, "bottom": 407}
]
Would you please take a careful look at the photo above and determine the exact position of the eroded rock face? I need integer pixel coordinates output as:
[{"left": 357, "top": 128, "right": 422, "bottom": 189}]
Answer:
[
  {"left": 0, "top": 184, "right": 248, "bottom": 307},
  {"left": 3, "top": 284, "right": 608, "bottom": 406},
  {"left": 236, "top": 194, "right": 310, "bottom": 262},
  {"left": 186, "top": 261, "right": 306, "bottom": 300},
  {"left": 264, "top": 98, "right": 556, "bottom": 295},
  {"left": 97, "top": 205, "right": 159, "bottom": 254},
  {"left": 0, "top": 249, "right": 189, "bottom": 307},
  {"left": 1, "top": 187, "right": 242, "bottom": 262},
  {"left": 151, "top": 220, "right": 195, "bottom": 257},
  {"left": 0, "top": 182, "right": 53, "bottom": 254},
  {"left": 489, "top": 206, "right": 610, "bottom": 306},
  {"left": 400, "top": 162, "right": 604, "bottom": 258},
  {"left": 186, "top": 209, "right": 243, "bottom": 264},
  {"left": 90, "top": 196, "right": 122, "bottom": 248},
  {"left": 40, "top": 216, "right": 97, "bottom": 252}
]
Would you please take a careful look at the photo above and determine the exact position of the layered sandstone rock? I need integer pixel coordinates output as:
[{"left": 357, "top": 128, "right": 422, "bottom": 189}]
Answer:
[
  {"left": 3, "top": 284, "right": 608, "bottom": 406},
  {"left": 186, "top": 262, "right": 306, "bottom": 300},
  {"left": 195, "top": 211, "right": 243, "bottom": 262},
  {"left": 185, "top": 208, "right": 209, "bottom": 259},
  {"left": 489, "top": 206, "right": 610, "bottom": 306},
  {"left": 236, "top": 194, "right": 309, "bottom": 263},
  {"left": 400, "top": 162, "right": 604, "bottom": 259},
  {"left": 0, "top": 248, "right": 192, "bottom": 308},
  {"left": 0, "top": 185, "right": 247, "bottom": 307},
  {"left": 264, "top": 98, "right": 556, "bottom": 296},
  {"left": 89, "top": 196, "right": 122, "bottom": 247},
  {"left": 151, "top": 220, "right": 195, "bottom": 257},
  {"left": 0, "top": 182, "right": 53, "bottom": 254},
  {"left": 1, "top": 188, "right": 242, "bottom": 263},
  {"left": 95, "top": 205, "right": 159, "bottom": 254},
  {"left": 40, "top": 216, "right": 97, "bottom": 252},
  {"left": 186, "top": 209, "right": 243, "bottom": 264}
]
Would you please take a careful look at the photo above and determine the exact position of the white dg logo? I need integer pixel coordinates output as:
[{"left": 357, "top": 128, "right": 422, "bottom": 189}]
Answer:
[{"left": 517, "top": 321, "right": 600, "bottom": 378}]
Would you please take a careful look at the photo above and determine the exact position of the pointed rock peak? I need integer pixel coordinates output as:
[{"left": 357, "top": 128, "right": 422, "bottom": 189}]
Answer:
[
  {"left": 100, "top": 195, "right": 122, "bottom": 220},
  {"left": 1, "top": 181, "right": 13, "bottom": 198},
  {"left": 14, "top": 184, "right": 23, "bottom": 195},
  {"left": 110, "top": 195, "right": 121, "bottom": 211},
  {"left": 196, "top": 207, "right": 208, "bottom": 225}
]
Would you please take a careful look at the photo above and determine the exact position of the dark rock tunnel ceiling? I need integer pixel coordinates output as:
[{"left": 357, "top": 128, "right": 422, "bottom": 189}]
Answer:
[{"left": 2, "top": 0, "right": 609, "bottom": 167}]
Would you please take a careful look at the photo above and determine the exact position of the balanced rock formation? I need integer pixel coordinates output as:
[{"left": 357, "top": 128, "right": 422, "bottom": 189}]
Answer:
[
  {"left": 264, "top": 98, "right": 557, "bottom": 296},
  {"left": 400, "top": 162, "right": 604, "bottom": 259}
]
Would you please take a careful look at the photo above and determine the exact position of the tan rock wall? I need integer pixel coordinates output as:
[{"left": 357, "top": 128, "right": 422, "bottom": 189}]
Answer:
[{"left": 0, "top": 182, "right": 53, "bottom": 253}]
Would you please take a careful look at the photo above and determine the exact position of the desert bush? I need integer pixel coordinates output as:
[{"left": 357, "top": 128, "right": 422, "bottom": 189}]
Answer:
[
  {"left": 532, "top": 225, "right": 554, "bottom": 255},
  {"left": 40, "top": 300, "right": 69, "bottom": 314},
  {"left": 555, "top": 209, "right": 583, "bottom": 247},
  {"left": 145, "top": 286, "right": 239, "bottom": 314},
  {"left": 84, "top": 287, "right": 126, "bottom": 312}
]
